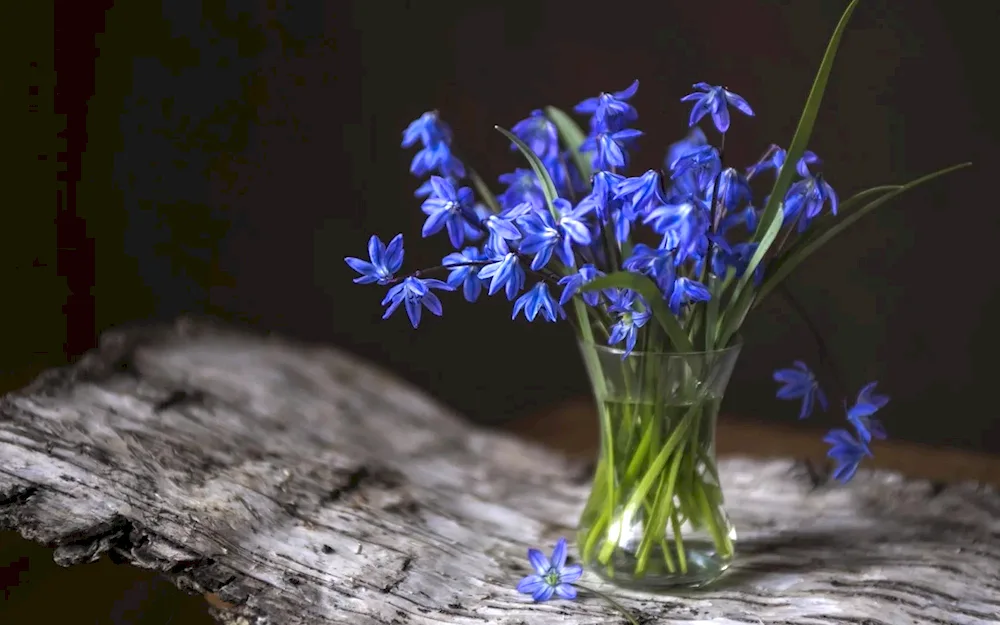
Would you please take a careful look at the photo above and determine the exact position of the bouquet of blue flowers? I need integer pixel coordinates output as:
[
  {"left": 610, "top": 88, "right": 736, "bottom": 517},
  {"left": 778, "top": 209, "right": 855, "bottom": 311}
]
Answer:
[{"left": 346, "top": 0, "right": 966, "bottom": 589}]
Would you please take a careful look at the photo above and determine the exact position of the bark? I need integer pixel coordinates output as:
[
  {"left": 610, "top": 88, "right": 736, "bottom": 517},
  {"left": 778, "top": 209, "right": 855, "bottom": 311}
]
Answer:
[{"left": 1, "top": 317, "right": 998, "bottom": 625}]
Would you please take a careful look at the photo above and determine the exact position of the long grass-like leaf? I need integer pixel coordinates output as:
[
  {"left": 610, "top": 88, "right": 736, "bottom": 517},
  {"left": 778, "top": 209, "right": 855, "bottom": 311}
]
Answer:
[
  {"left": 716, "top": 208, "right": 783, "bottom": 347},
  {"left": 755, "top": 162, "right": 972, "bottom": 306},
  {"left": 751, "top": 0, "right": 860, "bottom": 251},
  {"left": 791, "top": 184, "right": 900, "bottom": 249},
  {"left": 494, "top": 126, "right": 559, "bottom": 220},
  {"left": 716, "top": 0, "right": 860, "bottom": 346},
  {"left": 544, "top": 105, "right": 593, "bottom": 182}
]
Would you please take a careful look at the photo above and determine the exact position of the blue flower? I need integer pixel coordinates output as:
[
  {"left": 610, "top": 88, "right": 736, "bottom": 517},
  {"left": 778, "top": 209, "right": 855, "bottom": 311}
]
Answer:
[
  {"left": 402, "top": 112, "right": 465, "bottom": 179},
  {"left": 846, "top": 382, "right": 890, "bottom": 443},
  {"left": 478, "top": 252, "right": 526, "bottom": 300},
  {"left": 516, "top": 538, "right": 582, "bottom": 602},
  {"left": 574, "top": 80, "right": 640, "bottom": 131},
  {"left": 381, "top": 276, "right": 454, "bottom": 328},
  {"left": 580, "top": 128, "right": 643, "bottom": 171},
  {"left": 607, "top": 290, "right": 651, "bottom": 358},
  {"left": 410, "top": 142, "right": 465, "bottom": 179},
  {"left": 823, "top": 428, "right": 872, "bottom": 483},
  {"left": 720, "top": 205, "right": 759, "bottom": 234},
  {"left": 667, "top": 277, "right": 711, "bottom": 314},
  {"left": 511, "top": 109, "right": 560, "bottom": 161},
  {"left": 610, "top": 206, "right": 637, "bottom": 244},
  {"left": 746, "top": 145, "right": 785, "bottom": 179},
  {"left": 558, "top": 264, "right": 606, "bottom": 306},
  {"left": 402, "top": 111, "right": 452, "bottom": 148},
  {"left": 796, "top": 150, "right": 821, "bottom": 177},
  {"left": 722, "top": 241, "right": 764, "bottom": 284},
  {"left": 421, "top": 176, "right": 477, "bottom": 248},
  {"left": 614, "top": 170, "right": 666, "bottom": 216},
  {"left": 513, "top": 282, "right": 562, "bottom": 322},
  {"left": 623, "top": 243, "right": 675, "bottom": 293},
  {"left": 644, "top": 196, "right": 710, "bottom": 263},
  {"left": 481, "top": 214, "right": 522, "bottom": 256},
  {"left": 665, "top": 127, "right": 708, "bottom": 174},
  {"left": 517, "top": 199, "right": 592, "bottom": 270},
  {"left": 345, "top": 234, "right": 404, "bottom": 285},
  {"left": 670, "top": 145, "right": 721, "bottom": 197},
  {"left": 414, "top": 176, "right": 456, "bottom": 198},
  {"left": 713, "top": 168, "right": 752, "bottom": 212},
  {"left": 747, "top": 146, "right": 820, "bottom": 180},
  {"left": 576, "top": 171, "right": 625, "bottom": 221},
  {"left": 773, "top": 361, "right": 829, "bottom": 420},
  {"left": 443, "top": 247, "right": 488, "bottom": 303},
  {"left": 680, "top": 83, "right": 754, "bottom": 133},
  {"left": 695, "top": 233, "right": 730, "bottom": 278},
  {"left": 499, "top": 169, "right": 547, "bottom": 212},
  {"left": 783, "top": 175, "right": 838, "bottom": 229},
  {"left": 463, "top": 204, "right": 492, "bottom": 242}
]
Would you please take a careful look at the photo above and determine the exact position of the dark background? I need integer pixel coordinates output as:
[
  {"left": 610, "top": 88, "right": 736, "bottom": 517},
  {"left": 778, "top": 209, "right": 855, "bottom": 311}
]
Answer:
[
  {"left": 1, "top": 0, "right": 997, "bottom": 622},
  {"left": 7, "top": 0, "right": 999, "bottom": 446}
]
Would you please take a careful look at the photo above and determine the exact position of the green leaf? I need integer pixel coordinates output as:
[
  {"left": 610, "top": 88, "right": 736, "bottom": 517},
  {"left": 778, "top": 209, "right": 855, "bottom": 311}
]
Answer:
[
  {"left": 581, "top": 272, "right": 694, "bottom": 352},
  {"left": 752, "top": 0, "right": 860, "bottom": 252},
  {"left": 494, "top": 125, "right": 559, "bottom": 220},
  {"left": 573, "top": 297, "right": 608, "bottom": 397},
  {"left": 754, "top": 162, "right": 971, "bottom": 306},
  {"left": 716, "top": 207, "right": 784, "bottom": 347},
  {"left": 544, "top": 105, "right": 593, "bottom": 182},
  {"left": 467, "top": 166, "right": 501, "bottom": 214}
]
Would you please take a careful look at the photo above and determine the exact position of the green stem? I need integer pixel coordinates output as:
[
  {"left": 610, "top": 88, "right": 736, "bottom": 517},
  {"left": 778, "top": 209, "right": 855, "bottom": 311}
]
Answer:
[
  {"left": 635, "top": 443, "right": 685, "bottom": 575},
  {"left": 670, "top": 508, "right": 687, "bottom": 574},
  {"left": 597, "top": 400, "right": 701, "bottom": 564},
  {"left": 695, "top": 477, "right": 731, "bottom": 557}
]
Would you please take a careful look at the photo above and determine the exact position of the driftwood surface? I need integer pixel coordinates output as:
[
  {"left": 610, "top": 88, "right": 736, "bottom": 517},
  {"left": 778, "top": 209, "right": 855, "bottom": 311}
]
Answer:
[{"left": 1, "top": 319, "right": 998, "bottom": 625}]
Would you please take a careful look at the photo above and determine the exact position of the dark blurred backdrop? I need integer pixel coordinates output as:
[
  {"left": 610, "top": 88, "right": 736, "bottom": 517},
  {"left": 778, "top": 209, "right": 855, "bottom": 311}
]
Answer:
[
  {"left": 0, "top": 0, "right": 997, "bottom": 622},
  {"left": 6, "top": 0, "right": 999, "bottom": 450}
]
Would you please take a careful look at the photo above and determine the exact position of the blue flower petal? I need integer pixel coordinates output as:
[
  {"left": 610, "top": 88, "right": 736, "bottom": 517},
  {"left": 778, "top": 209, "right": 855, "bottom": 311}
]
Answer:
[
  {"left": 403, "top": 297, "right": 421, "bottom": 328},
  {"left": 527, "top": 548, "right": 550, "bottom": 575},
  {"left": 555, "top": 583, "right": 577, "bottom": 600},
  {"left": 516, "top": 574, "right": 546, "bottom": 594},
  {"left": 532, "top": 585, "right": 555, "bottom": 602},
  {"left": 550, "top": 538, "right": 567, "bottom": 570},
  {"left": 559, "top": 563, "right": 583, "bottom": 583}
]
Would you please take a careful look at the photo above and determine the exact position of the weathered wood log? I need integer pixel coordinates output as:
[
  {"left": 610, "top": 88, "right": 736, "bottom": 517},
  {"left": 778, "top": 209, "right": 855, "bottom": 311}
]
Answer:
[{"left": 1, "top": 318, "right": 998, "bottom": 625}]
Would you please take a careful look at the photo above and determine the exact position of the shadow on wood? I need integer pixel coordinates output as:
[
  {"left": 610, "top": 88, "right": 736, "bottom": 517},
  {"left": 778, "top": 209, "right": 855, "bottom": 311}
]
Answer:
[
  {"left": 0, "top": 530, "right": 213, "bottom": 623},
  {"left": 1, "top": 317, "right": 998, "bottom": 624}
]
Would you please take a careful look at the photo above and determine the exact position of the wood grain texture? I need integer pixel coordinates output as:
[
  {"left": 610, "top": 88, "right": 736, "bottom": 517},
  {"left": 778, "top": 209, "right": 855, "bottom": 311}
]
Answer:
[{"left": 1, "top": 318, "right": 998, "bottom": 625}]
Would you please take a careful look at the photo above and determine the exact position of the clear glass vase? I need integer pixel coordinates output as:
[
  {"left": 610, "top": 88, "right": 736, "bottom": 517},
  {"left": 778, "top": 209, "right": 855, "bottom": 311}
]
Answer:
[{"left": 576, "top": 339, "right": 742, "bottom": 589}]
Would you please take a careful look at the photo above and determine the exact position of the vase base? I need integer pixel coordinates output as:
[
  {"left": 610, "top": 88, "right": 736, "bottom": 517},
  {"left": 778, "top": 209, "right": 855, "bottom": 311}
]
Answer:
[{"left": 586, "top": 540, "right": 733, "bottom": 591}]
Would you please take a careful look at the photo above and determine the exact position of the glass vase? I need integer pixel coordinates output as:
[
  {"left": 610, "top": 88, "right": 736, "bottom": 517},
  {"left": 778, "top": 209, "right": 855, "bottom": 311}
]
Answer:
[{"left": 576, "top": 339, "right": 742, "bottom": 589}]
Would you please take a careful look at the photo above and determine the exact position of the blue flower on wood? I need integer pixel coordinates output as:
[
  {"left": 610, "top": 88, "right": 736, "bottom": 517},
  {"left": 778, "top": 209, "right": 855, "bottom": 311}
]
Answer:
[{"left": 516, "top": 538, "right": 582, "bottom": 602}]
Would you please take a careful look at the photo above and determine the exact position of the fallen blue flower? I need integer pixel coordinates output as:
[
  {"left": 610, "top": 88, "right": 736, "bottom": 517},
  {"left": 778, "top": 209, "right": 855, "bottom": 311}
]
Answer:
[{"left": 516, "top": 538, "right": 582, "bottom": 602}]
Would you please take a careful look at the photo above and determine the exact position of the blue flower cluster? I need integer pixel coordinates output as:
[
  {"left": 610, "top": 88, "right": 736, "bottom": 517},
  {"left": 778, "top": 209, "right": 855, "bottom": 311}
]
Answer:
[
  {"left": 774, "top": 361, "right": 890, "bottom": 482},
  {"left": 345, "top": 79, "right": 891, "bottom": 484},
  {"left": 346, "top": 80, "right": 840, "bottom": 352}
]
